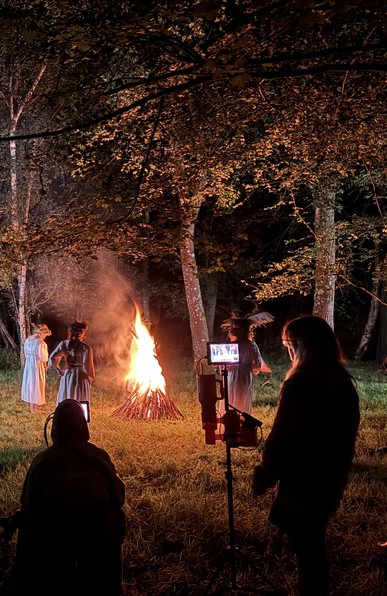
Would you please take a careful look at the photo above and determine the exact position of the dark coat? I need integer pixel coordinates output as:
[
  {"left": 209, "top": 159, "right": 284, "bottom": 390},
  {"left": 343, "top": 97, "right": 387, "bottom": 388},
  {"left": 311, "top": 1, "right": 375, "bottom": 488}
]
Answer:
[
  {"left": 253, "top": 365, "right": 360, "bottom": 533},
  {"left": 15, "top": 400, "right": 126, "bottom": 596}
]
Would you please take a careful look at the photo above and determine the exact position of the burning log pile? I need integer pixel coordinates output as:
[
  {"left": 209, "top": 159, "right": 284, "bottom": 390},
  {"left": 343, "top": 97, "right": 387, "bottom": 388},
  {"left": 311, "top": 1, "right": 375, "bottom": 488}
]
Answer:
[
  {"left": 113, "top": 386, "right": 182, "bottom": 420},
  {"left": 112, "top": 305, "right": 183, "bottom": 421}
]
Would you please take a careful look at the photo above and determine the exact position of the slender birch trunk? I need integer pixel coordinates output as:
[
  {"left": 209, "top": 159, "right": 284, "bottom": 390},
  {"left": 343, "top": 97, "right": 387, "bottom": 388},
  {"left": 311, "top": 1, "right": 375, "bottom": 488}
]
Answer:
[
  {"left": 18, "top": 264, "right": 28, "bottom": 364},
  {"left": 7, "top": 65, "right": 46, "bottom": 363},
  {"left": 313, "top": 185, "right": 336, "bottom": 329},
  {"left": 355, "top": 287, "right": 380, "bottom": 359}
]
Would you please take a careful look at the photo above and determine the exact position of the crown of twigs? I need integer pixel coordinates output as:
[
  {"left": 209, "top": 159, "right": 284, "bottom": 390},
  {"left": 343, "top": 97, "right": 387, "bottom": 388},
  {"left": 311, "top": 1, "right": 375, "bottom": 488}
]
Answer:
[
  {"left": 69, "top": 321, "right": 88, "bottom": 335},
  {"left": 221, "top": 311, "right": 274, "bottom": 334}
]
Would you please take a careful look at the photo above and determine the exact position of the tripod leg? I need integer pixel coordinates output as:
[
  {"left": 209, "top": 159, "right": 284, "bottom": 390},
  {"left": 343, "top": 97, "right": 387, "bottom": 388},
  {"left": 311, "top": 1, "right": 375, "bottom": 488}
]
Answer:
[
  {"left": 236, "top": 550, "right": 286, "bottom": 594},
  {"left": 204, "top": 550, "right": 234, "bottom": 595},
  {"left": 205, "top": 368, "right": 285, "bottom": 595}
]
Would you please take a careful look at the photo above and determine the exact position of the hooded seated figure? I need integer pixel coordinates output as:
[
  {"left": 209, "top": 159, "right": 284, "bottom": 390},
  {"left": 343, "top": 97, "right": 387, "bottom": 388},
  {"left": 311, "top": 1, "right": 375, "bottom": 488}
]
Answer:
[{"left": 15, "top": 400, "right": 126, "bottom": 596}]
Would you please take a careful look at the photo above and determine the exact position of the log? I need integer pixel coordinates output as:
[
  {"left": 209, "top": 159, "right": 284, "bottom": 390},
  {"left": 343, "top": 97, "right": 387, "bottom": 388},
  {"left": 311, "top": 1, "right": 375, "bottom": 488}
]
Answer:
[
  {"left": 0, "top": 319, "right": 17, "bottom": 349},
  {"left": 112, "top": 387, "right": 183, "bottom": 421}
]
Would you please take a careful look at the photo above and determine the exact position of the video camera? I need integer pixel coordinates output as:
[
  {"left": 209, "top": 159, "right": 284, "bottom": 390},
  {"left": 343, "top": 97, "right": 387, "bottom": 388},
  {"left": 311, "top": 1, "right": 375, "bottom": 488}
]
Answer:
[{"left": 197, "top": 342, "right": 262, "bottom": 447}]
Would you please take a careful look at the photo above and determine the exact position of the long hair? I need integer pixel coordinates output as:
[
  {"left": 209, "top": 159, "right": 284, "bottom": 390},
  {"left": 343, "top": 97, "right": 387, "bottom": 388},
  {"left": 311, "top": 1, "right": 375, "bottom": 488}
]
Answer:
[
  {"left": 282, "top": 315, "right": 347, "bottom": 379},
  {"left": 32, "top": 323, "right": 52, "bottom": 337}
]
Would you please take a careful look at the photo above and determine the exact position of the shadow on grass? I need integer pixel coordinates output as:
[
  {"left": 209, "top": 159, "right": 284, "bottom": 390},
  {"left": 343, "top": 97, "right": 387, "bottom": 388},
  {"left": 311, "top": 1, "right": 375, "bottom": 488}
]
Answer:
[
  {"left": 254, "top": 397, "right": 279, "bottom": 407},
  {"left": 352, "top": 456, "right": 387, "bottom": 483},
  {"left": 0, "top": 446, "right": 42, "bottom": 477}
]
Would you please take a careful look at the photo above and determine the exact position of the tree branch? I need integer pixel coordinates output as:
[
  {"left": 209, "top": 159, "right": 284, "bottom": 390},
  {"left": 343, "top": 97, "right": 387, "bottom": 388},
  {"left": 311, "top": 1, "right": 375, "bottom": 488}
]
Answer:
[
  {"left": 114, "top": 96, "right": 165, "bottom": 224},
  {"left": 338, "top": 272, "right": 387, "bottom": 307},
  {"left": 0, "top": 60, "right": 385, "bottom": 143},
  {"left": 252, "top": 42, "right": 387, "bottom": 66},
  {"left": 0, "top": 76, "right": 211, "bottom": 142}
]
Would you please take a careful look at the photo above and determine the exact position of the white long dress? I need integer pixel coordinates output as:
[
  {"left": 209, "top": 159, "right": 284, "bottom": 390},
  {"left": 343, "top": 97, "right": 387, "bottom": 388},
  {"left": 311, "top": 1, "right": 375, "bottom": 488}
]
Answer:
[
  {"left": 49, "top": 339, "right": 95, "bottom": 404},
  {"left": 21, "top": 335, "right": 49, "bottom": 405}
]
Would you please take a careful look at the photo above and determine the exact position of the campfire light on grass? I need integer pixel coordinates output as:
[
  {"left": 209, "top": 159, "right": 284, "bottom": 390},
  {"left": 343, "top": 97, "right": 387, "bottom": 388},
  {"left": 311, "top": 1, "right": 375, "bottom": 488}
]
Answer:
[{"left": 112, "top": 306, "right": 182, "bottom": 420}]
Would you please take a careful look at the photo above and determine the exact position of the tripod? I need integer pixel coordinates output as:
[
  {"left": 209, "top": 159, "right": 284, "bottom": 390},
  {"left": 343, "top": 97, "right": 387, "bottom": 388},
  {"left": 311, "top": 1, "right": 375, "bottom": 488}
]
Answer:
[{"left": 205, "top": 366, "right": 284, "bottom": 595}]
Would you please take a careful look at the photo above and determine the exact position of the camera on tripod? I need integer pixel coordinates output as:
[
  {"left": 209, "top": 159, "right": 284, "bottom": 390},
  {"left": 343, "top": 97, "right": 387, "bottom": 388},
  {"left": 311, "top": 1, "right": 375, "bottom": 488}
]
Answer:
[{"left": 197, "top": 342, "right": 262, "bottom": 447}]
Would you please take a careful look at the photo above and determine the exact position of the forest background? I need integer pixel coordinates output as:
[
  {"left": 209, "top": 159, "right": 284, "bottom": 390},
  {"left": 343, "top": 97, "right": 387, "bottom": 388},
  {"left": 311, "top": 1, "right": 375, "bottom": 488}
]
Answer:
[
  {"left": 0, "top": 3, "right": 386, "bottom": 595},
  {"left": 0, "top": 0, "right": 386, "bottom": 370}
]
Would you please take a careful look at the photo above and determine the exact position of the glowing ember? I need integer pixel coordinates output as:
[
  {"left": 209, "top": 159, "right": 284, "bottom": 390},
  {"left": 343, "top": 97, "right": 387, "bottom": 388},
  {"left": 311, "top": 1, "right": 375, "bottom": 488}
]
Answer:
[{"left": 124, "top": 308, "right": 166, "bottom": 394}]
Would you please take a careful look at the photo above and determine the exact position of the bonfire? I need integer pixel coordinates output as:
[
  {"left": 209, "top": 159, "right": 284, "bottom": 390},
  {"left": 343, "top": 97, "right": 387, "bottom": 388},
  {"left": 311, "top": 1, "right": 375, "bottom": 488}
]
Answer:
[{"left": 112, "top": 307, "right": 182, "bottom": 420}]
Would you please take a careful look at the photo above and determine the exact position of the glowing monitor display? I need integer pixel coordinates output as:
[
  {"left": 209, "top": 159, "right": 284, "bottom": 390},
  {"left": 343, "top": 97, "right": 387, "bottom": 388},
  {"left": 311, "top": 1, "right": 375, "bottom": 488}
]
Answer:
[
  {"left": 207, "top": 342, "right": 240, "bottom": 365},
  {"left": 80, "top": 401, "right": 90, "bottom": 423}
]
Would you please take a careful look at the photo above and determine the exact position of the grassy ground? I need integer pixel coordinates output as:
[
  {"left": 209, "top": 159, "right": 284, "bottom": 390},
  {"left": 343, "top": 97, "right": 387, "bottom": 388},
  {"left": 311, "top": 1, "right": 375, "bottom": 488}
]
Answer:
[{"left": 0, "top": 351, "right": 386, "bottom": 595}]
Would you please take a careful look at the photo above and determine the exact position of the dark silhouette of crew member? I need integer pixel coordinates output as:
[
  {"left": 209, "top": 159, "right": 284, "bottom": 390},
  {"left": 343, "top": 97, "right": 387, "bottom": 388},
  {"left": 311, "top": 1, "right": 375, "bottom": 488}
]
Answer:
[
  {"left": 15, "top": 399, "right": 126, "bottom": 596},
  {"left": 252, "top": 315, "right": 360, "bottom": 596}
]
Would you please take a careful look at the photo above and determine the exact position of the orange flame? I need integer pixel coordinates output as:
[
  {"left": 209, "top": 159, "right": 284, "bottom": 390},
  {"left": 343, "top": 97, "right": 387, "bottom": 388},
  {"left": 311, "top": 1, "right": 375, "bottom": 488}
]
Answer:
[{"left": 125, "top": 307, "right": 166, "bottom": 394}]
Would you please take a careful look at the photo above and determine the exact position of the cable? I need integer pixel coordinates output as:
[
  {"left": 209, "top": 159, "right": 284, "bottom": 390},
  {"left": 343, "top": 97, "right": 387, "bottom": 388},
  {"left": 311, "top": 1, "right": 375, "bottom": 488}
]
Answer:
[{"left": 44, "top": 412, "right": 55, "bottom": 446}]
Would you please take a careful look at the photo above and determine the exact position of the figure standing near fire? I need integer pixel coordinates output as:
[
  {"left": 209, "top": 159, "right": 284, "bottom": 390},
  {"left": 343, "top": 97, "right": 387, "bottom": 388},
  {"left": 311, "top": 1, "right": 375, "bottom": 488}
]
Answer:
[
  {"left": 252, "top": 315, "right": 360, "bottom": 596},
  {"left": 221, "top": 312, "right": 273, "bottom": 414},
  {"left": 49, "top": 321, "right": 95, "bottom": 404},
  {"left": 21, "top": 324, "right": 52, "bottom": 413}
]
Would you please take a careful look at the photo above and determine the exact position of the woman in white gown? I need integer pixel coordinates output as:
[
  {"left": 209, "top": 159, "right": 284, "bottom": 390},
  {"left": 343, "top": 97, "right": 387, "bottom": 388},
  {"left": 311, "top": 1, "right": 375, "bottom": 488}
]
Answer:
[
  {"left": 49, "top": 321, "right": 95, "bottom": 405},
  {"left": 21, "top": 324, "right": 52, "bottom": 412}
]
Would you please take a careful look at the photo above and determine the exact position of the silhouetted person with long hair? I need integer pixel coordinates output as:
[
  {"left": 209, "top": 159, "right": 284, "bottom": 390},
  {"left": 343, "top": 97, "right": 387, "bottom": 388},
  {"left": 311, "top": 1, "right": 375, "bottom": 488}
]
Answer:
[
  {"left": 49, "top": 321, "right": 95, "bottom": 405},
  {"left": 252, "top": 315, "right": 360, "bottom": 596},
  {"left": 15, "top": 399, "right": 126, "bottom": 596}
]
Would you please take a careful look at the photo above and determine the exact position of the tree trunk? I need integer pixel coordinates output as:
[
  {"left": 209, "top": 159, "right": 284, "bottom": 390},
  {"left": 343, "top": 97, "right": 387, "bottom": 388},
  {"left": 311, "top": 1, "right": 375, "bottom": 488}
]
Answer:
[
  {"left": 202, "top": 271, "right": 220, "bottom": 340},
  {"left": 140, "top": 259, "right": 150, "bottom": 321},
  {"left": 313, "top": 186, "right": 336, "bottom": 329},
  {"left": 355, "top": 255, "right": 382, "bottom": 360},
  {"left": 140, "top": 211, "right": 150, "bottom": 321},
  {"left": 9, "top": 132, "right": 28, "bottom": 363},
  {"left": 376, "top": 276, "right": 387, "bottom": 364},
  {"left": 355, "top": 297, "right": 380, "bottom": 360},
  {"left": 8, "top": 65, "right": 46, "bottom": 364},
  {"left": 179, "top": 192, "right": 209, "bottom": 365},
  {"left": 18, "top": 262, "right": 28, "bottom": 365}
]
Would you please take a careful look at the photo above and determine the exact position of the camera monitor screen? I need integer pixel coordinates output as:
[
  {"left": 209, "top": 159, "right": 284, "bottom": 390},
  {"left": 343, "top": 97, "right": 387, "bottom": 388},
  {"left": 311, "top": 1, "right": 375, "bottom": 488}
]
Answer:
[
  {"left": 80, "top": 401, "right": 90, "bottom": 423},
  {"left": 207, "top": 342, "right": 240, "bottom": 365}
]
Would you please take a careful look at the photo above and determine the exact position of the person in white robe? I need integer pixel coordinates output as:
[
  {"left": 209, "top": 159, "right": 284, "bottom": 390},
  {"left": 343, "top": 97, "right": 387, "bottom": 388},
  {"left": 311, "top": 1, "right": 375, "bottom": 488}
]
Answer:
[
  {"left": 49, "top": 321, "right": 95, "bottom": 405},
  {"left": 21, "top": 324, "right": 52, "bottom": 412}
]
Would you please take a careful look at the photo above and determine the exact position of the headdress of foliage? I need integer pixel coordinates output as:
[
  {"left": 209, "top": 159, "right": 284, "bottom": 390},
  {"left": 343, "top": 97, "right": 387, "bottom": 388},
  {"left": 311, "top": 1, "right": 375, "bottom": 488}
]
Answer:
[
  {"left": 221, "top": 310, "right": 274, "bottom": 336},
  {"left": 69, "top": 320, "right": 88, "bottom": 336}
]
